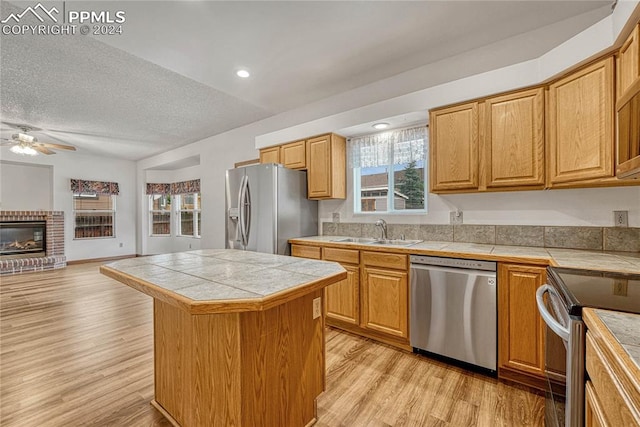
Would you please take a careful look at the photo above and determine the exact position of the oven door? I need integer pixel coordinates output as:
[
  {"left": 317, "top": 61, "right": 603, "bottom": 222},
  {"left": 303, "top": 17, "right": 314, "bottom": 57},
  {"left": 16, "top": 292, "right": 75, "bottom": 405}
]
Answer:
[{"left": 536, "top": 284, "right": 584, "bottom": 427}]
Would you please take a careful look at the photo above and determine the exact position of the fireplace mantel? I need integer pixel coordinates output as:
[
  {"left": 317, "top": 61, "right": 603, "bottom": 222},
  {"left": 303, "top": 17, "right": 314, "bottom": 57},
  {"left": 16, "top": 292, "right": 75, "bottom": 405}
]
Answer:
[{"left": 0, "top": 211, "right": 66, "bottom": 274}]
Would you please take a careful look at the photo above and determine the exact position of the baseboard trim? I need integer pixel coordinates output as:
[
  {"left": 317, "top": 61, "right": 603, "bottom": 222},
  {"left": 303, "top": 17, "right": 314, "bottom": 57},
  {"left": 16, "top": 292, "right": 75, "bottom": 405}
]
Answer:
[{"left": 67, "top": 254, "right": 137, "bottom": 265}]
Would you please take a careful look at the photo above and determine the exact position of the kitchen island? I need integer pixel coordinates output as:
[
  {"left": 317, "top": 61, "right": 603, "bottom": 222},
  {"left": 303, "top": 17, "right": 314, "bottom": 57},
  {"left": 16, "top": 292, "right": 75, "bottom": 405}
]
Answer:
[{"left": 100, "top": 249, "right": 346, "bottom": 427}]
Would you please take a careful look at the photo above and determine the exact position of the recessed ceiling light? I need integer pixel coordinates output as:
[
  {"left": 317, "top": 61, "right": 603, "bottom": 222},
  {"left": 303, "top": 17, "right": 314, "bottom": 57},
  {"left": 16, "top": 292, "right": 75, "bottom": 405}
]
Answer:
[
  {"left": 372, "top": 122, "right": 389, "bottom": 130},
  {"left": 236, "top": 69, "right": 250, "bottom": 78}
]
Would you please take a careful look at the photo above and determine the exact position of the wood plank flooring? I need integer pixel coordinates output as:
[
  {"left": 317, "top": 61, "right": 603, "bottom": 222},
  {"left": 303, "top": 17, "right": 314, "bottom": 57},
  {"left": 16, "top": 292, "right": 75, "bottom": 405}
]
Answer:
[{"left": 1, "top": 263, "right": 544, "bottom": 426}]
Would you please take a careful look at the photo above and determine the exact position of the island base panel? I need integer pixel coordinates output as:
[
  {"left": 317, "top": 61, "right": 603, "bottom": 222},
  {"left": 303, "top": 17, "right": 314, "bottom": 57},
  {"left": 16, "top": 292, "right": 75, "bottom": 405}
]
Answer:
[{"left": 153, "top": 289, "right": 324, "bottom": 426}]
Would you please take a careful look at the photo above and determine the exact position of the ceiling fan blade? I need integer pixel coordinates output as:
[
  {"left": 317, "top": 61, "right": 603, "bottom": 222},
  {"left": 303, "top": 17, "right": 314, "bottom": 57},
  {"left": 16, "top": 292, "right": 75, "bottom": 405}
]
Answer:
[
  {"left": 38, "top": 142, "right": 76, "bottom": 151},
  {"left": 33, "top": 145, "right": 56, "bottom": 155}
]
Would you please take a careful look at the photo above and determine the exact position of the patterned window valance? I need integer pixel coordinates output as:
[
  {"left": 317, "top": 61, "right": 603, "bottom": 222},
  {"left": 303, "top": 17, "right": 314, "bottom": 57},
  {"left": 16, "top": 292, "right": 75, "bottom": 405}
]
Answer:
[
  {"left": 170, "top": 179, "right": 200, "bottom": 195},
  {"left": 70, "top": 179, "right": 120, "bottom": 195},
  {"left": 146, "top": 183, "right": 171, "bottom": 195}
]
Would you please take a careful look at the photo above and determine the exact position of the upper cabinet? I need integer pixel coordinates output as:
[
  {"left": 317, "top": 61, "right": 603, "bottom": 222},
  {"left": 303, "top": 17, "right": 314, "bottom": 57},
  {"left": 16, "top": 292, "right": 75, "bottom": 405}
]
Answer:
[
  {"left": 616, "top": 24, "right": 639, "bottom": 101},
  {"left": 259, "top": 146, "right": 280, "bottom": 164},
  {"left": 547, "top": 57, "right": 614, "bottom": 185},
  {"left": 259, "top": 133, "right": 346, "bottom": 199},
  {"left": 429, "top": 102, "right": 479, "bottom": 192},
  {"left": 280, "top": 139, "right": 306, "bottom": 169},
  {"left": 485, "top": 88, "right": 545, "bottom": 189},
  {"left": 306, "top": 134, "right": 346, "bottom": 199},
  {"left": 617, "top": 79, "right": 640, "bottom": 179}
]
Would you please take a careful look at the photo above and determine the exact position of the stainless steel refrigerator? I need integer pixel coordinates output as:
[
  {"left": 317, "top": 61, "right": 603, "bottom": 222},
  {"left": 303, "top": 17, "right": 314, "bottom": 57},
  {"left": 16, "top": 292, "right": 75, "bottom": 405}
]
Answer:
[{"left": 225, "top": 163, "right": 318, "bottom": 255}]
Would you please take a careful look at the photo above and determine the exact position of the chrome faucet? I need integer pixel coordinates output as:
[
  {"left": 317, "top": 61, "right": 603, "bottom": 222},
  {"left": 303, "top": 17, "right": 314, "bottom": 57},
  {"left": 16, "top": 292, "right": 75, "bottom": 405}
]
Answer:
[{"left": 375, "top": 219, "right": 388, "bottom": 240}]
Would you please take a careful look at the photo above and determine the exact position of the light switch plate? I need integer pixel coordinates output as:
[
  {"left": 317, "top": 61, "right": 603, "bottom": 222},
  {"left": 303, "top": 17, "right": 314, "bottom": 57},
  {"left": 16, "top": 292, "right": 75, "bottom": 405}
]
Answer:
[{"left": 312, "top": 297, "right": 321, "bottom": 319}]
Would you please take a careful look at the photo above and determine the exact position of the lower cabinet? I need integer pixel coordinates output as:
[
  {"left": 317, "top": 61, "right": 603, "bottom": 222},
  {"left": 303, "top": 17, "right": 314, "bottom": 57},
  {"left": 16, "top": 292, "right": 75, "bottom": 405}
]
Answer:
[
  {"left": 585, "top": 380, "right": 609, "bottom": 427},
  {"left": 292, "top": 244, "right": 410, "bottom": 349},
  {"left": 497, "top": 263, "right": 548, "bottom": 389},
  {"left": 361, "top": 266, "right": 408, "bottom": 339}
]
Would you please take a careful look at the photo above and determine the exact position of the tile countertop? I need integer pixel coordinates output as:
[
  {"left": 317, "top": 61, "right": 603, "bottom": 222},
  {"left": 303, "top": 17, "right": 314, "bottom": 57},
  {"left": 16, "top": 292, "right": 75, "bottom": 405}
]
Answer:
[
  {"left": 99, "top": 249, "right": 346, "bottom": 314},
  {"left": 289, "top": 236, "right": 640, "bottom": 274},
  {"left": 594, "top": 309, "right": 640, "bottom": 370}
]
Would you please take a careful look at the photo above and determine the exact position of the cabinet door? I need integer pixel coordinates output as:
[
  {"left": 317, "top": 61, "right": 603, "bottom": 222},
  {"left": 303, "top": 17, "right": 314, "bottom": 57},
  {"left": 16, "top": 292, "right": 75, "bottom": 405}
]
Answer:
[
  {"left": 585, "top": 380, "right": 609, "bottom": 427},
  {"left": 361, "top": 266, "right": 408, "bottom": 339},
  {"left": 617, "top": 24, "right": 640, "bottom": 100},
  {"left": 617, "top": 80, "right": 640, "bottom": 178},
  {"left": 325, "top": 264, "right": 359, "bottom": 325},
  {"left": 548, "top": 58, "right": 614, "bottom": 184},
  {"left": 306, "top": 135, "right": 331, "bottom": 198},
  {"left": 485, "top": 88, "right": 545, "bottom": 188},
  {"left": 259, "top": 146, "right": 280, "bottom": 164},
  {"left": 281, "top": 140, "right": 306, "bottom": 169},
  {"left": 430, "top": 102, "right": 479, "bottom": 192},
  {"left": 306, "top": 134, "right": 345, "bottom": 199},
  {"left": 498, "top": 264, "right": 546, "bottom": 380}
]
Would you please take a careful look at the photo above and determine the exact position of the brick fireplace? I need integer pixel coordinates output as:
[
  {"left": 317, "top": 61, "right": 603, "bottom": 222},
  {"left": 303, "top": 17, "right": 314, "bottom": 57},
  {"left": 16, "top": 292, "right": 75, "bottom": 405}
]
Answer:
[{"left": 0, "top": 211, "right": 66, "bottom": 275}]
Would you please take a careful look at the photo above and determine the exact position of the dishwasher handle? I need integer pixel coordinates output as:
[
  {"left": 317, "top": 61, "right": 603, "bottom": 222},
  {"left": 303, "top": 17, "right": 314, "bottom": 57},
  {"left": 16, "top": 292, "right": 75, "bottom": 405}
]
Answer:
[{"left": 536, "top": 284, "right": 570, "bottom": 342}]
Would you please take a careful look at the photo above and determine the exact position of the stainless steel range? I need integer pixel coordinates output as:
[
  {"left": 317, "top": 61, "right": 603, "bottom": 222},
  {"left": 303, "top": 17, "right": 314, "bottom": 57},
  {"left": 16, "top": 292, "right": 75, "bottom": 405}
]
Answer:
[{"left": 537, "top": 267, "right": 640, "bottom": 427}]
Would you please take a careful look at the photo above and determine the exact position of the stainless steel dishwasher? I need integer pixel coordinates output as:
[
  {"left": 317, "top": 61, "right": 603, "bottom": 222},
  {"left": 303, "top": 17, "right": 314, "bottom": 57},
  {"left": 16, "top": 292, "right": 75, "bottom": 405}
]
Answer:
[{"left": 410, "top": 255, "right": 497, "bottom": 372}]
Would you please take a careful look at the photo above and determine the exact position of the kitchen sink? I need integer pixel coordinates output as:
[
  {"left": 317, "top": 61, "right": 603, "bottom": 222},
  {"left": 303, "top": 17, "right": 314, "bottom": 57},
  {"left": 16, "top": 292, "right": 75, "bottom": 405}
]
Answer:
[
  {"left": 370, "top": 239, "right": 423, "bottom": 246},
  {"left": 330, "top": 237, "right": 379, "bottom": 243},
  {"left": 330, "top": 237, "right": 422, "bottom": 246}
]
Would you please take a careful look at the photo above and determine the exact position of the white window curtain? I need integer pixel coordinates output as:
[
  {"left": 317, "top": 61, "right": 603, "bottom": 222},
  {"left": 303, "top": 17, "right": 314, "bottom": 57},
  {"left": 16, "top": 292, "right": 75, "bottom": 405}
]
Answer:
[{"left": 348, "top": 125, "right": 428, "bottom": 168}]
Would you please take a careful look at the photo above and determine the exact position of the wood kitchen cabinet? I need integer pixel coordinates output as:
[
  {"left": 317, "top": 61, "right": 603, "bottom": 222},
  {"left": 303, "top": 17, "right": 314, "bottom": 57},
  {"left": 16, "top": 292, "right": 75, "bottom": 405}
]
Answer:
[
  {"left": 547, "top": 57, "right": 615, "bottom": 185},
  {"left": 280, "top": 139, "right": 306, "bottom": 169},
  {"left": 360, "top": 251, "right": 409, "bottom": 340},
  {"left": 617, "top": 79, "right": 640, "bottom": 179},
  {"left": 484, "top": 88, "right": 545, "bottom": 189},
  {"left": 583, "top": 309, "right": 640, "bottom": 427},
  {"left": 259, "top": 146, "right": 280, "bottom": 164},
  {"left": 323, "top": 247, "right": 359, "bottom": 325},
  {"left": 429, "top": 102, "right": 479, "bottom": 192},
  {"left": 616, "top": 23, "right": 639, "bottom": 101},
  {"left": 292, "top": 244, "right": 410, "bottom": 349},
  {"left": 497, "top": 263, "right": 547, "bottom": 389},
  {"left": 306, "top": 133, "right": 346, "bottom": 199}
]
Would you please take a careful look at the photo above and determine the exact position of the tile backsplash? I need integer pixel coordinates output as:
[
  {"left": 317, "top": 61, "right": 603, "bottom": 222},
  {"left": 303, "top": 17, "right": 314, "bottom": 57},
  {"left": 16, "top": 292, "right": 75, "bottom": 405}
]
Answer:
[{"left": 321, "top": 222, "right": 640, "bottom": 253}]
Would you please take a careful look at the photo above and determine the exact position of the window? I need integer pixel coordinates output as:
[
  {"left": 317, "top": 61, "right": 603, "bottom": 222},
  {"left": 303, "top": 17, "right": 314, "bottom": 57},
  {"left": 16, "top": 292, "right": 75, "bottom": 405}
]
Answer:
[
  {"left": 350, "top": 126, "right": 428, "bottom": 213},
  {"left": 149, "top": 195, "right": 171, "bottom": 236},
  {"left": 177, "top": 193, "right": 201, "bottom": 238},
  {"left": 73, "top": 193, "right": 116, "bottom": 239}
]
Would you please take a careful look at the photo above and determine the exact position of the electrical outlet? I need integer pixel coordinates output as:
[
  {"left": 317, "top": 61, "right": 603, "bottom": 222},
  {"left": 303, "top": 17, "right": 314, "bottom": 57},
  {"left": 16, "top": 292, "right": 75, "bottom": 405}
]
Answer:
[
  {"left": 332, "top": 212, "right": 340, "bottom": 223},
  {"left": 449, "top": 210, "right": 463, "bottom": 225},
  {"left": 614, "top": 210, "right": 628, "bottom": 227},
  {"left": 189, "top": 244, "right": 192, "bottom": 249},
  {"left": 312, "top": 297, "right": 321, "bottom": 319},
  {"left": 119, "top": 242, "right": 123, "bottom": 248},
  {"left": 613, "top": 279, "right": 628, "bottom": 296}
]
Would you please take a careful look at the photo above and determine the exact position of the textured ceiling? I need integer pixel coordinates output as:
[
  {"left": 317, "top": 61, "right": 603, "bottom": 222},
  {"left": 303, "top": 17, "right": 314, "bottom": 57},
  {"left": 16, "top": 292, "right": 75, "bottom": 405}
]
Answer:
[{"left": 0, "top": 1, "right": 613, "bottom": 161}]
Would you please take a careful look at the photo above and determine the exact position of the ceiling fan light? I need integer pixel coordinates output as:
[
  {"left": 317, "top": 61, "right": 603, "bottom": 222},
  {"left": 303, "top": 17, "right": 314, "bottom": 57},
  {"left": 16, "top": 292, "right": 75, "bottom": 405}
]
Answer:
[
  {"left": 372, "top": 122, "right": 390, "bottom": 130},
  {"left": 10, "top": 144, "right": 38, "bottom": 156},
  {"left": 17, "top": 133, "right": 36, "bottom": 143}
]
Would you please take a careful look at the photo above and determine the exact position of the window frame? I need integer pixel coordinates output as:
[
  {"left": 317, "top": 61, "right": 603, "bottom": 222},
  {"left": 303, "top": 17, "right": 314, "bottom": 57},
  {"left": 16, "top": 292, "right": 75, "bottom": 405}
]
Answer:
[
  {"left": 73, "top": 193, "right": 117, "bottom": 240},
  {"left": 149, "top": 194, "right": 172, "bottom": 237},
  {"left": 176, "top": 193, "right": 201, "bottom": 238},
  {"left": 353, "top": 142, "right": 427, "bottom": 215}
]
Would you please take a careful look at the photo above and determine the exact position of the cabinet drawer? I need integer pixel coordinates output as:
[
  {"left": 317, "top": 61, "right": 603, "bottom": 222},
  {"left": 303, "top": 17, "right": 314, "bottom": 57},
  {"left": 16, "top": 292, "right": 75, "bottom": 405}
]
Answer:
[
  {"left": 362, "top": 251, "right": 407, "bottom": 270},
  {"left": 291, "top": 244, "right": 321, "bottom": 260},
  {"left": 323, "top": 247, "right": 359, "bottom": 264},
  {"left": 585, "top": 332, "right": 640, "bottom": 426}
]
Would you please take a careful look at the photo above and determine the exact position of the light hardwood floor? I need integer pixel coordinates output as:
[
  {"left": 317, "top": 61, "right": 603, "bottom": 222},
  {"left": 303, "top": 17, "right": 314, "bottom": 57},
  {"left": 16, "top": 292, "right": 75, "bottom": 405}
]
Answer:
[{"left": 1, "top": 263, "right": 544, "bottom": 426}]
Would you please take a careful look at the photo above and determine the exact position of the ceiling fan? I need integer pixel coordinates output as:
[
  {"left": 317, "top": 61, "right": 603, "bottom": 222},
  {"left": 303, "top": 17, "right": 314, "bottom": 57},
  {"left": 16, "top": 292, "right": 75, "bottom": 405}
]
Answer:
[{"left": 0, "top": 122, "right": 77, "bottom": 155}]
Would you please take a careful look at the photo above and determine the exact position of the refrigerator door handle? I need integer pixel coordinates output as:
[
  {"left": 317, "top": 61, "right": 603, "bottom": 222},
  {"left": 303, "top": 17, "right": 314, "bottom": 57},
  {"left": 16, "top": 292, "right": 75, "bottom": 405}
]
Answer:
[
  {"left": 244, "top": 176, "right": 251, "bottom": 246},
  {"left": 238, "top": 175, "right": 247, "bottom": 247}
]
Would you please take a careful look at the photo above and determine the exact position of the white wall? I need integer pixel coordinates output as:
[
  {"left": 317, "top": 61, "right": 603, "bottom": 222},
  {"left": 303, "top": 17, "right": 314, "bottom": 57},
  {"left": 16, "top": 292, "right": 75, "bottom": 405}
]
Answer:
[
  {"left": 1, "top": 161, "right": 53, "bottom": 210},
  {"left": 0, "top": 149, "right": 137, "bottom": 261},
  {"left": 143, "top": 165, "right": 202, "bottom": 255},
  {"left": 135, "top": 3, "right": 640, "bottom": 250}
]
